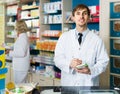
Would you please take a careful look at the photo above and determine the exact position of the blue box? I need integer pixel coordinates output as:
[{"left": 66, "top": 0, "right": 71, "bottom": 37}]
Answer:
[
  {"left": 0, "top": 68, "right": 8, "bottom": 91},
  {"left": 110, "top": 74, "right": 120, "bottom": 88},
  {"left": 0, "top": 79, "right": 5, "bottom": 90},
  {"left": 110, "top": 2, "right": 120, "bottom": 18},
  {"left": 110, "top": 39, "right": 120, "bottom": 55},
  {"left": 110, "top": 21, "right": 120, "bottom": 37},
  {"left": 110, "top": 57, "right": 120, "bottom": 74}
]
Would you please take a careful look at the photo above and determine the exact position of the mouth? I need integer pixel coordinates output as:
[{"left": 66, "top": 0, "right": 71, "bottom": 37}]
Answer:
[
  {"left": 78, "top": 20, "right": 85, "bottom": 24},
  {"left": 78, "top": 19, "right": 85, "bottom": 23}
]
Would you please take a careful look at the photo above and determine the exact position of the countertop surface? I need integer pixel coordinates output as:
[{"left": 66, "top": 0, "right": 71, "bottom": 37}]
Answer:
[{"left": 33, "top": 86, "right": 120, "bottom": 94}]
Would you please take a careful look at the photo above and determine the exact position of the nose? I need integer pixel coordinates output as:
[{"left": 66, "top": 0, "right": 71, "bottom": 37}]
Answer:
[
  {"left": 79, "top": 13, "right": 84, "bottom": 18},
  {"left": 79, "top": 14, "right": 84, "bottom": 19}
]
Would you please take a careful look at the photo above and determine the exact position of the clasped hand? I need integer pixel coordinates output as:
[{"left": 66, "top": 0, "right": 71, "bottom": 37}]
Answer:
[{"left": 70, "top": 58, "right": 91, "bottom": 74}]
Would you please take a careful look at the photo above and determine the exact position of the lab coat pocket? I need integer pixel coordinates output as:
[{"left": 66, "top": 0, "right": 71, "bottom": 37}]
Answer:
[{"left": 84, "top": 75, "right": 93, "bottom": 86}]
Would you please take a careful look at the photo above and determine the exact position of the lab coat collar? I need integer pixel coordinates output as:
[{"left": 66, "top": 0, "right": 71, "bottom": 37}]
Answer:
[
  {"left": 19, "top": 33, "right": 26, "bottom": 37},
  {"left": 74, "top": 28, "right": 89, "bottom": 41}
]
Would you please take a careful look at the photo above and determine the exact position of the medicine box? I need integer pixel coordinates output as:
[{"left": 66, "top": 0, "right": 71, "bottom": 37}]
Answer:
[
  {"left": 110, "top": 21, "right": 120, "bottom": 37},
  {"left": 0, "top": 79, "right": 5, "bottom": 93},
  {"left": 110, "top": 57, "right": 120, "bottom": 74},
  {"left": 110, "top": 74, "right": 120, "bottom": 88},
  {"left": 110, "top": 2, "right": 120, "bottom": 18},
  {"left": 110, "top": 39, "right": 120, "bottom": 55}
]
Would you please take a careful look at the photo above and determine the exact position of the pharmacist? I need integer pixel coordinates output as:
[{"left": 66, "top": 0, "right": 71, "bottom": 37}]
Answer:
[
  {"left": 6, "top": 20, "right": 30, "bottom": 84},
  {"left": 54, "top": 4, "right": 109, "bottom": 86}
]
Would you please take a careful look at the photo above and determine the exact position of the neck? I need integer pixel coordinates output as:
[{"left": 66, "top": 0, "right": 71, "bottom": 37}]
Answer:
[
  {"left": 17, "top": 32, "right": 20, "bottom": 37},
  {"left": 76, "top": 25, "right": 87, "bottom": 33}
]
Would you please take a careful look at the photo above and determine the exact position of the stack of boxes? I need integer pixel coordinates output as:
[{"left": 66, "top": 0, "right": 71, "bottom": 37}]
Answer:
[
  {"left": 110, "top": 2, "right": 120, "bottom": 89},
  {"left": 43, "top": 1, "right": 62, "bottom": 24},
  {"left": 89, "top": 5, "right": 99, "bottom": 22}
]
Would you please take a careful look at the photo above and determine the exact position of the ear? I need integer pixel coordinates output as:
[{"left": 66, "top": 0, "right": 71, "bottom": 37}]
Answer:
[
  {"left": 71, "top": 15, "right": 75, "bottom": 22},
  {"left": 87, "top": 16, "right": 91, "bottom": 22}
]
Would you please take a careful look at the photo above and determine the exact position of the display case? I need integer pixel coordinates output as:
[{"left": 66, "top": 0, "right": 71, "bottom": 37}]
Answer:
[
  {"left": 19, "top": 0, "right": 40, "bottom": 51},
  {"left": 37, "top": 0, "right": 62, "bottom": 82},
  {"left": 5, "top": 3, "right": 18, "bottom": 44},
  {"left": 110, "top": 1, "right": 120, "bottom": 89}
]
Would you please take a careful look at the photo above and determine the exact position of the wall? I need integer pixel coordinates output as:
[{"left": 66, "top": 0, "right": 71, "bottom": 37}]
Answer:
[{"left": 72, "top": 0, "right": 99, "bottom": 7}]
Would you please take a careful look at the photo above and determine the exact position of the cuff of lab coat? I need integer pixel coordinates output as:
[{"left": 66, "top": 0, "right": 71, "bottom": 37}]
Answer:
[
  {"left": 9, "top": 50, "right": 13, "bottom": 57},
  {"left": 69, "top": 67, "right": 75, "bottom": 74},
  {"left": 68, "top": 61, "right": 76, "bottom": 74},
  {"left": 89, "top": 67, "right": 98, "bottom": 78}
]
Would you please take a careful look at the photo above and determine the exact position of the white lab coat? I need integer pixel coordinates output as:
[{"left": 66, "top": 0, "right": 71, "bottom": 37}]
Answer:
[
  {"left": 54, "top": 29, "right": 109, "bottom": 86},
  {"left": 9, "top": 33, "right": 30, "bottom": 84}
]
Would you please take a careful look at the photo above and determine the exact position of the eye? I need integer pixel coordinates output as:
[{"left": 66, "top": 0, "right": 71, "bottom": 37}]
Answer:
[
  {"left": 83, "top": 12, "right": 88, "bottom": 16},
  {"left": 76, "top": 12, "right": 80, "bottom": 15}
]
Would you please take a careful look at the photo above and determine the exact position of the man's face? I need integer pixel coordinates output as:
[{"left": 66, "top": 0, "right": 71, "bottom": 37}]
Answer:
[{"left": 73, "top": 8, "right": 90, "bottom": 27}]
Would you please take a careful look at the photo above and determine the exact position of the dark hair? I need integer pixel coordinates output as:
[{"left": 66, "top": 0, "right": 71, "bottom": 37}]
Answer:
[{"left": 72, "top": 4, "right": 90, "bottom": 16}]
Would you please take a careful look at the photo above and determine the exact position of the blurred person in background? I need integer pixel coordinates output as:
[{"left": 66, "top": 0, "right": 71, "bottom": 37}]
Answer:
[{"left": 6, "top": 19, "right": 30, "bottom": 84}]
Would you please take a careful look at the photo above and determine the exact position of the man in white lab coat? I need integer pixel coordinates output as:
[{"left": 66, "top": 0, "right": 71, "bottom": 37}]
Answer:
[{"left": 54, "top": 4, "right": 109, "bottom": 86}]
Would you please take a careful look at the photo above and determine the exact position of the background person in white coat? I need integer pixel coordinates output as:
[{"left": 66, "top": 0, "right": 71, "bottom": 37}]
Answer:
[
  {"left": 54, "top": 4, "right": 109, "bottom": 87},
  {"left": 6, "top": 20, "right": 30, "bottom": 84}
]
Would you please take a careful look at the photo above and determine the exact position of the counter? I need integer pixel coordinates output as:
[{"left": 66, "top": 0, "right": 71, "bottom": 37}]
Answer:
[{"left": 35, "top": 86, "right": 119, "bottom": 94}]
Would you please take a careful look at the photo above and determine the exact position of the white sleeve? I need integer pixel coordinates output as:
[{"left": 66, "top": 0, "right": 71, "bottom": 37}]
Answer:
[
  {"left": 9, "top": 34, "right": 29, "bottom": 58},
  {"left": 89, "top": 39, "right": 109, "bottom": 77}
]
